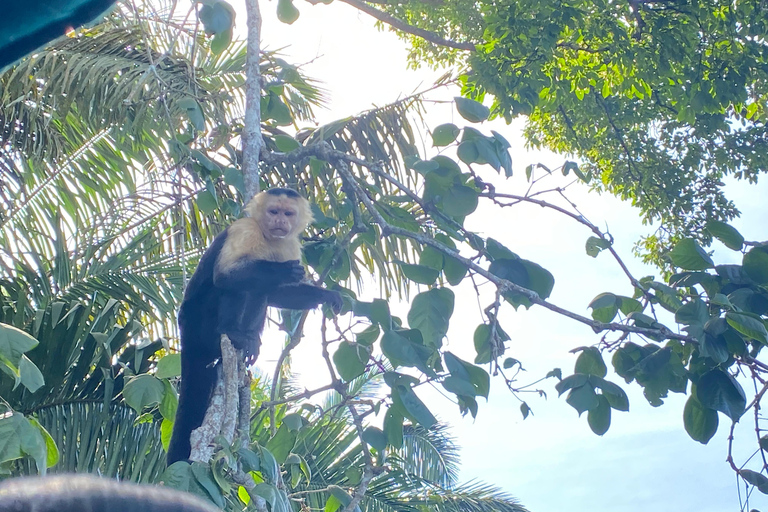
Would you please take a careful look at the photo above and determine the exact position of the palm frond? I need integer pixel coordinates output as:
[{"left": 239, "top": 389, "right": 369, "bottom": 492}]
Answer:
[{"left": 15, "top": 401, "right": 165, "bottom": 483}]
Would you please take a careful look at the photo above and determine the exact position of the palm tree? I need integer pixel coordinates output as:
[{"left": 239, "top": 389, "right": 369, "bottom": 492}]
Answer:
[
  {"left": 243, "top": 372, "right": 530, "bottom": 512},
  {"left": 0, "top": 4, "right": 522, "bottom": 511},
  {"left": 0, "top": 0, "right": 327, "bottom": 479}
]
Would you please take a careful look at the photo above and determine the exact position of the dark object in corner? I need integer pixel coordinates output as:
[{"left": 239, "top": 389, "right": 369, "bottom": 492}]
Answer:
[
  {"left": 0, "top": 474, "right": 220, "bottom": 512},
  {"left": 0, "top": 1, "right": 116, "bottom": 70}
]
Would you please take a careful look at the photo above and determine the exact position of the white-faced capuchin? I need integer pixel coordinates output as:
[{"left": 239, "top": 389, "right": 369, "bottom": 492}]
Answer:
[{"left": 167, "top": 188, "right": 342, "bottom": 465}]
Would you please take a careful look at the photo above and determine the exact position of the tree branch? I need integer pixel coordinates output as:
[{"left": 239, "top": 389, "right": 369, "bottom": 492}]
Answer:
[
  {"left": 337, "top": 0, "right": 476, "bottom": 51},
  {"left": 243, "top": 0, "right": 264, "bottom": 197},
  {"left": 264, "top": 143, "right": 695, "bottom": 344}
]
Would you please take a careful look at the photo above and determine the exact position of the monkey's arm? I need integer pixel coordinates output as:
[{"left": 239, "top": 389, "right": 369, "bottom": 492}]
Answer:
[
  {"left": 267, "top": 284, "right": 343, "bottom": 313},
  {"left": 214, "top": 259, "right": 304, "bottom": 290}
]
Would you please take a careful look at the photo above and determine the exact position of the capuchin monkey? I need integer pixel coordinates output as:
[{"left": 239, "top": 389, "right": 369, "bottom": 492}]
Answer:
[
  {"left": 167, "top": 188, "right": 342, "bottom": 465},
  {"left": 0, "top": 474, "right": 219, "bottom": 512}
]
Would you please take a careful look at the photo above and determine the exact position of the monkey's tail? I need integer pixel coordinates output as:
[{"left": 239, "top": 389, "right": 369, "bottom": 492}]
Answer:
[{"left": 166, "top": 356, "right": 218, "bottom": 465}]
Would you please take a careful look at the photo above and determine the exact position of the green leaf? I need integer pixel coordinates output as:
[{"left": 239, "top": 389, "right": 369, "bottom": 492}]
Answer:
[
  {"left": 160, "top": 380, "right": 178, "bottom": 421},
  {"left": 122, "top": 374, "right": 165, "bottom": 413},
  {"left": 555, "top": 373, "right": 589, "bottom": 395},
  {"left": 27, "top": 417, "right": 58, "bottom": 469},
  {"left": 407, "top": 288, "right": 454, "bottom": 348},
  {"left": 198, "top": 1, "right": 234, "bottom": 34},
  {"left": 0, "top": 323, "right": 38, "bottom": 366},
  {"left": 282, "top": 413, "right": 304, "bottom": 432},
  {"left": 588, "top": 293, "right": 619, "bottom": 323},
  {"left": 740, "top": 470, "right": 768, "bottom": 494},
  {"left": 325, "top": 495, "right": 342, "bottom": 512},
  {"left": 649, "top": 282, "right": 683, "bottom": 312},
  {"left": 383, "top": 408, "right": 404, "bottom": 449},
  {"left": 566, "top": 384, "right": 599, "bottom": 415},
  {"left": 683, "top": 395, "right": 718, "bottom": 444},
  {"left": 333, "top": 341, "right": 369, "bottom": 382},
  {"left": 398, "top": 262, "right": 440, "bottom": 285},
  {"left": 380, "top": 331, "right": 433, "bottom": 375},
  {"left": 444, "top": 255, "right": 468, "bottom": 285},
  {"left": 266, "top": 424, "right": 298, "bottom": 464},
  {"left": 237, "top": 448, "right": 261, "bottom": 473},
  {"left": 432, "top": 123, "right": 460, "bottom": 146},
  {"left": 706, "top": 221, "right": 744, "bottom": 250},
  {"left": 454, "top": 97, "right": 490, "bottom": 123},
  {"left": 617, "top": 296, "right": 643, "bottom": 315},
  {"left": 725, "top": 312, "right": 768, "bottom": 344},
  {"left": 210, "top": 27, "right": 233, "bottom": 54},
  {"left": 574, "top": 347, "right": 607, "bottom": 377},
  {"left": 520, "top": 402, "right": 531, "bottom": 419},
  {"left": 355, "top": 324, "right": 380, "bottom": 346},
  {"left": 223, "top": 167, "right": 245, "bottom": 194},
  {"left": 196, "top": 190, "right": 218, "bottom": 215},
  {"left": 585, "top": 236, "right": 611, "bottom": 258},
  {"left": 396, "top": 386, "right": 437, "bottom": 429},
  {"left": 489, "top": 257, "right": 554, "bottom": 308},
  {"left": 273, "top": 134, "right": 301, "bottom": 152},
  {"left": 253, "top": 482, "right": 279, "bottom": 509},
  {"left": 587, "top": 394, "right": 611, "bottom": 435},
  {"left": 591, "top": 377, "right": 630, "bottom": 411},
  {"left": 669, "top": 239, "right": 714, "bottom": 270},
  {"left": 743, "top": 247, "right": 768, "bottom": 284},
  {"left": 696, "top": 369, "right": 746, "bottom": 421},
  {"left": 276, "top": 0, "right": 300, "bottom": 24},
  {"left": 362, "top": 426, "right": 387, "bottom": 451},
  {"left": 457, "top": 140, "right": 479, "bottom": 164},
  {"left": 473, "top": 324, "right": 492, "bottom": 364},
  {"left": 419, "top": 246, "right": 445, "bottom": 271},
  {"left": 156, "top": 353, "right": 181, "bottom": 379},
  {"left": 177, "top": 97, "right": 205, "bottom": 131},
  {"left": 444, "top": 352, "right": 490, "bottom": 398},
  {"left": 675, "top": 298, "right": 710, "bottom": 326},
  {"left": 0, "top": 413, "right": 46, "bottom": 473},
  {"left": 18, "top": 355, "right": 44, "bottom": 393},
  {"left": 442, "top": 376, "right": 477, "bottom": 397},
  {"left": 442, "top": 185, "right": 479, "bottom": 217}
]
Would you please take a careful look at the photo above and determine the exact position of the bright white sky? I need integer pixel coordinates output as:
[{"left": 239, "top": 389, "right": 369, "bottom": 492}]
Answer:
[{"left": 225, "top": 1, "right": 768, "bottom": 510}]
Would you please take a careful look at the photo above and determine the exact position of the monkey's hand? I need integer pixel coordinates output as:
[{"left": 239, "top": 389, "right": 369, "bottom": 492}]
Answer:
[
  {"left": 263, "top": 259, "right": 305, "bottom": 284},
  {"left": 324, "top": 289, "right": 343, "bottom": 314}
]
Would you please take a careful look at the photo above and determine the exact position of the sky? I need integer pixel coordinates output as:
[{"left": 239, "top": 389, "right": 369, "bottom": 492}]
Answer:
[{"left": 223, "top": 1, "right": 768, "bottom": 511}]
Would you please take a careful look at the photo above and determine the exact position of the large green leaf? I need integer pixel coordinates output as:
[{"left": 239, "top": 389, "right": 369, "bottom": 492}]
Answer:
[
  {"left": 669, "top": 239, "right": 714, "bottom": 270},
  {"left": 432, "top": 123, "right": 461, "bottom": 146},
  {"left": 705, "top": 221, "right": 744, "bottom": 251},
  {"left": 454, "top": 97, "right": 490, "bottom": 123},
  {"left": 123, "top": 374, "right": 165, "bottom": 413},
  {"left": 407, "top": 288, "right": 455, "bottom": 348},
  {"left": 333, "top": 341, "right": 369, "bottom": 382},
  {"left": 744, "top": 247, "right": 768, "bottom": 284},
  {"left": 725, "top": 312, "right": 768, "bottom": 344},
  {"left": 574, "top": 347, "right": 607, "bottom": 378},
  {"left": 683, "top": 395, "right": 718, "bottom": 444},
  {"left": 696, "top": 369, "right": 746, "bottom": 421}
]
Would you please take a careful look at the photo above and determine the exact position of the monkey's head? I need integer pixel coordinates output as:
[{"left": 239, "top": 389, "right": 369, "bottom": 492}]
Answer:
[{"left": 245, "top": 188, "right": 313, "bottom": 240}]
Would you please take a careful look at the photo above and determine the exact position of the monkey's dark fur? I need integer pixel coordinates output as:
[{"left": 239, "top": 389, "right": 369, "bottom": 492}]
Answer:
[
  {"left": 167, "top": 188, "right": 341, "bottom": 465},
  {"left": 0, "top": 474, "right": 219, "bottom": 512}
]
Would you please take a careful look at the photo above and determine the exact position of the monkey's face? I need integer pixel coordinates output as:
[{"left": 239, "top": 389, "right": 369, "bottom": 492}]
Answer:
[{"left": 259, "top": 196, "right": 300, "bottom": 239}]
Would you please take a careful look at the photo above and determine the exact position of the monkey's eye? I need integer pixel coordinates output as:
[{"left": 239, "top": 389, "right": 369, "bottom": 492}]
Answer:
[
  {"left": 285, "top": 211, "right": 295, "bottom": 217},
  {"left": 269, "top": 209, "right": 279, "bottom": 215}
]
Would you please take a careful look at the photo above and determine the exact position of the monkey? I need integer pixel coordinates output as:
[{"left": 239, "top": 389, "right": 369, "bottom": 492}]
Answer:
[
  {"left": 167, "top": 188, "right": 342, "bottom": 465},
  {"left": 0, "top": 474, "right": 219, "bottom": 512}
]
